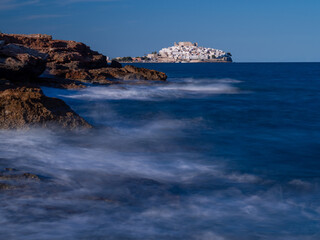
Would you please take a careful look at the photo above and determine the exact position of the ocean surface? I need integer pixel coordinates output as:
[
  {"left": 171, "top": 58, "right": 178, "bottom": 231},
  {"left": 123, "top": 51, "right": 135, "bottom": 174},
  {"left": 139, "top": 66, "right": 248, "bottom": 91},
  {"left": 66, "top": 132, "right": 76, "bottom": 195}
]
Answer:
[{"left": 1, "top": 63, "right": 320, "bottom": 240}]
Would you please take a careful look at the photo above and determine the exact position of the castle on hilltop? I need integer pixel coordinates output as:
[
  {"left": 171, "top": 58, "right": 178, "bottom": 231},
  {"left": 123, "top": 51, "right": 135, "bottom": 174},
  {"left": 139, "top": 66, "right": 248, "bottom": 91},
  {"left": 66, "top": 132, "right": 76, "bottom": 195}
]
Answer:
[{"left": 174, "top": 42, "right": 198, "bottom": 47}]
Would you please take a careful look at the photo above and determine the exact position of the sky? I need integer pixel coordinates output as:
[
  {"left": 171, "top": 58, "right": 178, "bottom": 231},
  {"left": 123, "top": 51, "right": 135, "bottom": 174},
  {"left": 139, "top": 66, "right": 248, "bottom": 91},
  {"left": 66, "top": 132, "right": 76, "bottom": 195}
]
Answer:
[{"left": 0, "top": 0, "right": 320, "bottom": 62}]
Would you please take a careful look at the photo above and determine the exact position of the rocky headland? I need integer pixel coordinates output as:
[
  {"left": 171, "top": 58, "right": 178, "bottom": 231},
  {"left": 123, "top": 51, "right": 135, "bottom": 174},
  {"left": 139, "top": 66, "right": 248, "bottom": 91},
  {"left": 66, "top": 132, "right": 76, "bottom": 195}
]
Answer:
[
  {"left": 0, "top": 33, "right": 167, "bottom": 129},
  {"left": 0, "top": 33, "right": 167, "bottom": 84}
]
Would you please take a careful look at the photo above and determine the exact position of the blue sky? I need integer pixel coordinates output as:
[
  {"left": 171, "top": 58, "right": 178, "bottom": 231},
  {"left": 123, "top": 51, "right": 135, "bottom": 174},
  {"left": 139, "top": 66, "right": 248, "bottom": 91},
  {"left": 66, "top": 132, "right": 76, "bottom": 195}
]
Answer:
[{"left": 0, "top": 0, "right": 319, "bottom": 62}]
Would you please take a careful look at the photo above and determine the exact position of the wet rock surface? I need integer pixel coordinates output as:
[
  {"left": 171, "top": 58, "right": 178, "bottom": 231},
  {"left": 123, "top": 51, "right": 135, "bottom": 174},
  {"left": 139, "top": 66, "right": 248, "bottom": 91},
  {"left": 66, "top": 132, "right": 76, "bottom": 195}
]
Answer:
[
  {"left": 32, "top": 76, "right": 86, "bottom": 89},
  {"left": 0, "top": 84, "right": 91, "bottom": 129},
  {"left": 0, "top": 167, "right": 41, "bottom": 190}
]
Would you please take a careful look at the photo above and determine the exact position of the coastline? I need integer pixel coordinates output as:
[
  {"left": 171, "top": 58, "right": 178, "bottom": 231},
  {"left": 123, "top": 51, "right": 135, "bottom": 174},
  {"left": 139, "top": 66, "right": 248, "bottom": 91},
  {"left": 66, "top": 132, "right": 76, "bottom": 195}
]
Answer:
[{"left": 118, "top": 60, "right": 233, "bottom": 64}]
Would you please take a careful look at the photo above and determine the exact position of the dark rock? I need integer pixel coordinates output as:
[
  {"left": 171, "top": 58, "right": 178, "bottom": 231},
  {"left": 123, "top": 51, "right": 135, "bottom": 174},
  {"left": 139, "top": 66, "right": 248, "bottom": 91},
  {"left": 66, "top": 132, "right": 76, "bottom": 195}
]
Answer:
[
  {"left": 104, "top": 65, "right": 167, "bottom": 81},
  {"left": 0, "top": 172, "right": 40, "bottom": 181},
  {"left": 33, "top": 77, "right": 87, "bottom": 89},
  {"left": 0, "top": 183, "right": 13, "bottom": 190},
  {"left": 0, "top": 168, "right": 42, "bottom": 191},
  {"left": 222, "top": 56, "right": 233, "bottom": 62},
  {"left": 22, "top": 173, "right": 41, "bottom": 180},
  {"left": 110, "top": 60, "right": 122, "bottom": 68},
  {"left": 4, "top": 168, "right": 17, "bottom": 172},
  {"left": 0, "top": 43, "right": 47, "bottom": 82}
]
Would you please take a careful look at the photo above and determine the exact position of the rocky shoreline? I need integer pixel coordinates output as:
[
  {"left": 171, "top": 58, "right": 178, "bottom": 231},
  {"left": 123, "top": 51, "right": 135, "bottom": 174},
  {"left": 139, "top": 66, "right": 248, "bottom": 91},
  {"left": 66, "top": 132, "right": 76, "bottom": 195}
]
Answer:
[{"left": 0, "top": 33, "right": 167, "bottom": 129}]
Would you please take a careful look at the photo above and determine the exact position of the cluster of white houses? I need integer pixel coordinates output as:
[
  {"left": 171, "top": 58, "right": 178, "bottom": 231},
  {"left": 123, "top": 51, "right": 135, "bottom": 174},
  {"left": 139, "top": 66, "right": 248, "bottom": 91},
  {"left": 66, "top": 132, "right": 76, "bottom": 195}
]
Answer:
[{"left": 146, "top": 42, "right": 232, "bottom": 63}]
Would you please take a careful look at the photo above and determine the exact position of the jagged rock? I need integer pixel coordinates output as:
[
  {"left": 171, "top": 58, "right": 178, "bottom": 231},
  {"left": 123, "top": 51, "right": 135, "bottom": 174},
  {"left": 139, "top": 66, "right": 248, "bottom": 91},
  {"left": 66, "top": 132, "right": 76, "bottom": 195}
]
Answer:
[
  {"left": 0, "top": 33, "right": 107, "bottom": 74},
  {"left": 51, "top": 65, "right": 167, "bottom": 84},
  {"left": 0, "top": 33, "right": 167, "bottom": 83},
  {"left": 110, "top": 60, "right": 122, "bottom": 68},
  {"left": 0, "top": 38, "right": 90, "bottom": 129},
  {"left": 0, "top": 33, "right": 107, "bottom": 71},
  {"left": 0, "top": 43, "right": 47, "bottom": 81},
  {"left": 122, "top": 65, "right": 167, "bottom": 81},
  {"left": 0, "top": 85, "right": 91, "bottom": 129}
]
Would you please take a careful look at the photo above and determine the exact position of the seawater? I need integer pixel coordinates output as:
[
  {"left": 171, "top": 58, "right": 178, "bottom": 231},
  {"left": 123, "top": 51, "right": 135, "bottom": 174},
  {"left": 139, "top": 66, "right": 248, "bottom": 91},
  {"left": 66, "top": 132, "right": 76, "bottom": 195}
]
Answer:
[{"left": 0, "top": 63, "right": 320, "bottom": 240}]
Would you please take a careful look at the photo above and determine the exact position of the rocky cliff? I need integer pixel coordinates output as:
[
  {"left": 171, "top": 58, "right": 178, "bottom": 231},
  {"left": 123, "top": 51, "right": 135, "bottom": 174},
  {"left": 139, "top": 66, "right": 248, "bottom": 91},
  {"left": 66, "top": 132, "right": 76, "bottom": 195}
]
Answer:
[
  {"left": 0, "top": 40, "right": 91, "bottom": 129},
  {"left": 0, "top": 33, "right": 168, "bottom": 129},
  {"left": 0, "top": 33, "right": 167, "bottom": 83}
]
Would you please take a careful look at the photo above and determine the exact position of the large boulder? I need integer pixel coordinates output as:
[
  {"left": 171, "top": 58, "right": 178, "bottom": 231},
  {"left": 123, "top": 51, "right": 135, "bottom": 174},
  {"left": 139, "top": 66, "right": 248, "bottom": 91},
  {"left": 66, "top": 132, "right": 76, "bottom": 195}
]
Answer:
[
  {"left": 110, "top": 60, "right": 122, "bottom": 68},
  {"left": 0, "top": 84, "right": 91, "bottom": 129},
  {"left": 0, "top": 43, "right": 47, "bottom": 81}
]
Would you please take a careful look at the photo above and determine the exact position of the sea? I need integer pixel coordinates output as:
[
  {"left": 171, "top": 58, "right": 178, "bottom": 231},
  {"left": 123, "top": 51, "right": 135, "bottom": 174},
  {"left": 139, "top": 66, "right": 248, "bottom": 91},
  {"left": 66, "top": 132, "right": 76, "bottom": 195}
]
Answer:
[{"left": 0, "top": 63, "right": 320, "bottom": 240}]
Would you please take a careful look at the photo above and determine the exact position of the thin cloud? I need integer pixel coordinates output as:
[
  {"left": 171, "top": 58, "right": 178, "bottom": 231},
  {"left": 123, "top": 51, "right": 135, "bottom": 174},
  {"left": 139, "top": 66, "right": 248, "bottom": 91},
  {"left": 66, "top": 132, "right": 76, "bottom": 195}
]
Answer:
[
  {"left": 24, "top": 14, "right": 67, "bottom": 20},
  {"left": 54, "top": 0, "right": 118, "bottom": 4},
  {"left": 0, "top": 0, "right": 39, "bottom": 10},
  {"left": 62, "top": 0, "right": 117, "bottom": 3},
  {"left": 0, "top": 0, "right": 117, "bottom": 10}
]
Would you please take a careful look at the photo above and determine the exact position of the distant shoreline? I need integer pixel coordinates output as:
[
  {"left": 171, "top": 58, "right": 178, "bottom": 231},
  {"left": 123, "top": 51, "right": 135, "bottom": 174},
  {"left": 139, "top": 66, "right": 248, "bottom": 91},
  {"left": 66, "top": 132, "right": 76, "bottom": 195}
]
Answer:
[{"left": 118, "top": 61, "right": 233, "bottom": 64}]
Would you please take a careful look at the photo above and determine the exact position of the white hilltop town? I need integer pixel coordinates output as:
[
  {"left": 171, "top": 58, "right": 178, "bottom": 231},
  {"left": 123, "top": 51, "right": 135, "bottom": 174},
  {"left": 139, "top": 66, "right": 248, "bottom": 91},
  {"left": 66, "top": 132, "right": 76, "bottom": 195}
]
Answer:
[{"left": 115, "top": 42, "right": 233, "bottom": 63}]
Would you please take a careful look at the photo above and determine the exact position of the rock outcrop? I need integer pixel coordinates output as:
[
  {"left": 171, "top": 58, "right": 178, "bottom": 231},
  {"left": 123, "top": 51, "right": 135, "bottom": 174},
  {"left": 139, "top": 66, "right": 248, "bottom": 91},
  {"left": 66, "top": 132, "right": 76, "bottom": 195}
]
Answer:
[
  {"left": 0, "top": 84, "right": 91, "bottom": 129},
  {"left": 0, "top": 43, "right": 47, "bottom": 81},
  {"left": 0, "top": 32, "right": 169, "bottom": 129},
  {"left": 53, "top": 65, "right": 167, "bottom": 84},
  {"left": 0, "top": 40, "right": 91, "bottom": 130},
  {"left": 0, "top": 33, "right": 167, "bottom": 84},
  {"left": 0, "top": 33, "right": 107, "bottom": 71}
]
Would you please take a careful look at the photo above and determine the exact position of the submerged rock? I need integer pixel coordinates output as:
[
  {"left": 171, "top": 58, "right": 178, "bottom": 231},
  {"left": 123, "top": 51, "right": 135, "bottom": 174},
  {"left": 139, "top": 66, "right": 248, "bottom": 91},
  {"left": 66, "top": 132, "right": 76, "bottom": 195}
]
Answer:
[
  {"left": 0, "top": 168, "right": 43, "bottom": 191},
  {"left": 0, "top": 182, "right": 13, "bottom": 190},
  {"left": 0, "top": 85, "right": 91, "bottom": 129}
]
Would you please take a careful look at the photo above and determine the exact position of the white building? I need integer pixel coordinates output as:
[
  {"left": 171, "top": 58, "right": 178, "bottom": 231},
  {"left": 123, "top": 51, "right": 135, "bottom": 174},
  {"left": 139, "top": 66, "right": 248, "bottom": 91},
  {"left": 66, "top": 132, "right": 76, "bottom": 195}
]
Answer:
[{"left": 157, "top": 42, "right": 230, "bottom": 62}]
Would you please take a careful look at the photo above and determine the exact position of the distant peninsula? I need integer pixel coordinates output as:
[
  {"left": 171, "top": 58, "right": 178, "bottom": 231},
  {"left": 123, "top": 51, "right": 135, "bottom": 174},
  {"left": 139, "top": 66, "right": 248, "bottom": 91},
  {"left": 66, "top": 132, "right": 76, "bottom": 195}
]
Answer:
[{"left": 115, "top": 42, "right": 233, "bottom": 63}]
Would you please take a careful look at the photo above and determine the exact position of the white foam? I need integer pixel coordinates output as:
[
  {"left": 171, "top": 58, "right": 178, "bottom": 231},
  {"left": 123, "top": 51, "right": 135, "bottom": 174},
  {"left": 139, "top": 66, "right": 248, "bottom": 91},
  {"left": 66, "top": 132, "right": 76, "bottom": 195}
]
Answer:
[{"left": 63, "top": 78, "right": 241, "bottom": 101}]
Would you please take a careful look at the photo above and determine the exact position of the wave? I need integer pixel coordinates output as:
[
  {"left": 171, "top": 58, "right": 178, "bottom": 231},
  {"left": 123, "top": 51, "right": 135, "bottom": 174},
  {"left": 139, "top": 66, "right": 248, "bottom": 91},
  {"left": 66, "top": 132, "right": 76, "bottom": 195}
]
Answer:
[
  {"left": 62, "top": 78, "right": 241, "bottom": 101},
  {"left": 0, "top": 125, "right": 319, "bottom": 239}
]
